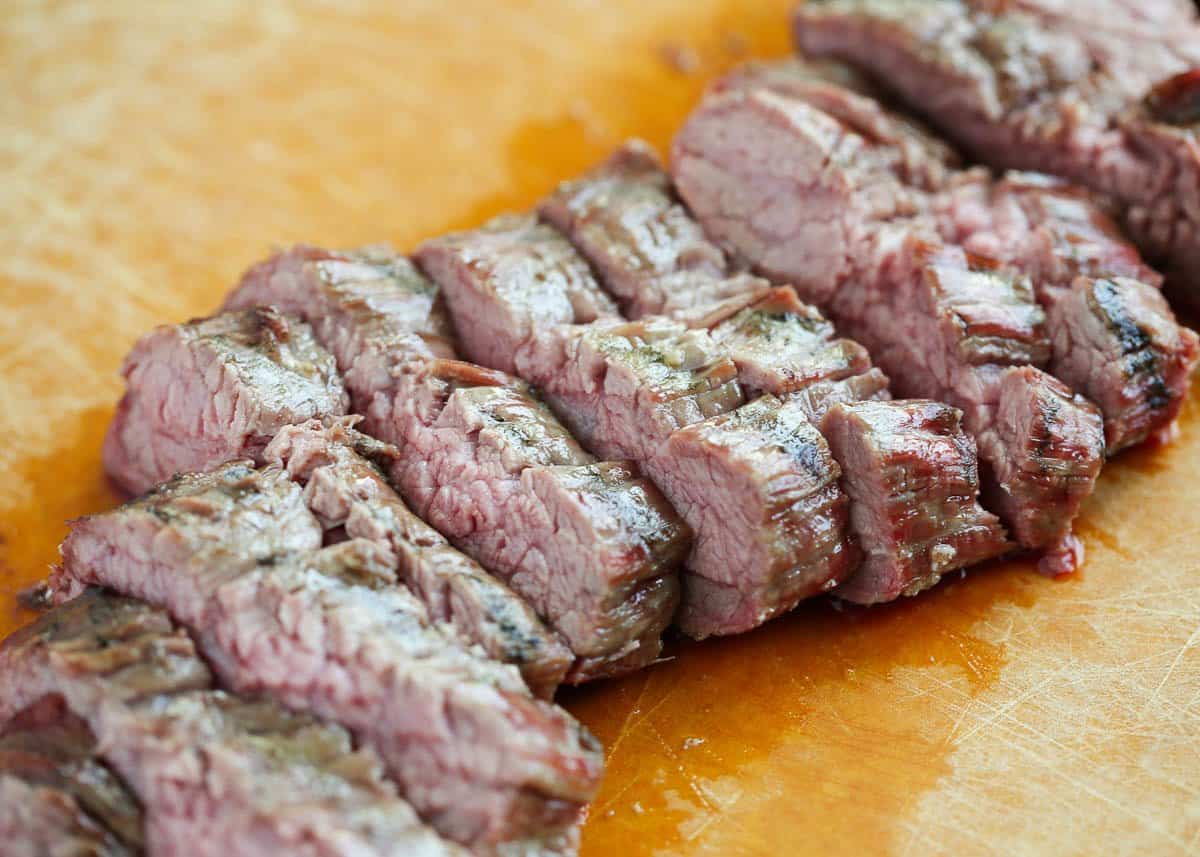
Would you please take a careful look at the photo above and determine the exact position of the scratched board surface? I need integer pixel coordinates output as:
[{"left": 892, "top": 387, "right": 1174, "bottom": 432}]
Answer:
[{"left": 1, "top": 2, "right": 1197, "bottom": 855}]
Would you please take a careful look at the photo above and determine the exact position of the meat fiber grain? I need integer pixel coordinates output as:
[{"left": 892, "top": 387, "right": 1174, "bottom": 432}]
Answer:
[
  {"left": 0, "top": 591, "right": 461, "bottom": 857},
  {"left": 54, "top": 462, "right": 603, "bottom": 853},
  {"left": 104, "top": 306, "right": 349, "bottom": 495}
]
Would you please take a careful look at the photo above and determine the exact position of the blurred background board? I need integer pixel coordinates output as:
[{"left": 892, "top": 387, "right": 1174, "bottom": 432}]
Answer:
[{"left": 1, "top": 2, "right": 1198, "bottom": 855}]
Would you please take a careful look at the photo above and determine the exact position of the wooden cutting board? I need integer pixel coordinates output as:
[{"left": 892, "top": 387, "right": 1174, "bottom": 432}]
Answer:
[{"left": 3, "top": 2, "right": 1197, "bottom": 854}]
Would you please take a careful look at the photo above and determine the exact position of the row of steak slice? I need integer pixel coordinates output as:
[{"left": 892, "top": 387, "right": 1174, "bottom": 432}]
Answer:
[
  {"left": 792, "top": 0, "right": 1200, "bottom": 314},
  {"left": 56, "top": 428, "right": 604, "bottom": 854},
  {"left": 0, "top": 589, "right": 468, "bottom": 857},
  {"left": 671, "top": 56, "right": 1199, "bottom": 569},
  {"left": 221, "top": 246, "right": 688, "bottom": 684},
  {"left": 415, "top": 166, "right": 1009, "bottom": 621}
]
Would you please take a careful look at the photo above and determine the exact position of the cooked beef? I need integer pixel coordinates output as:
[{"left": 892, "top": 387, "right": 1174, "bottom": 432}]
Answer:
[
  {"left": 263, "top": 418, "right": 573, "bottom": 698},
  {"left": 226, "top": 246, "right": 681, "bottom": 684},
  {"left": 792, "top": 0, "right": 1200, "bottom": 310},
  {"left": 937, "top": 172, "right": 1163, "bottom": 291},
  {"left": 710, "top": 56, "right": 963, "bottom": 192},
  {"left": 539, "top": 139, "right": 766, "bottom": 318},
  {"left": 389, "top": 362, "right": 686, "bottom": 680},
  {"left": 104, "top": 306, "right": 349, "bottom": 495},
  {"left": 704, "top": 285, "right": 877, "bottom": 398},
  {"left": 54, "top": 462, "right": 602, "bottom": 851},
  {"left": 426, "top": 240, "right": 866, "bottom": 635},
  {"left": 672, "top": 87, "right": 1104, "bottom": 562},
  {"left": 0, "top": 696, "right": 143, "bottom": 857},
  {"left": 515, "top": 318, "right": 745, "bottom": 460},
  {"left": 784, "top": 370, "right": 893, "bottom": 424},
  {"left": 820, "top": 400, "right": 1010, "bottom": 603},
  {"left": 938, "top": 172, "right": 1200, "bottom": 451},
  {"left": 665, "top": 395, "right": 859, "bottom": 636},
  {"left": 416, "top": 214, "right": 620, "bottom": 374},
  {"left": 0, "top": 591, "right": 459, "bottom": 857},
  {"left": 1046, "top": 277, "right": 1200, "bottom": 452}
]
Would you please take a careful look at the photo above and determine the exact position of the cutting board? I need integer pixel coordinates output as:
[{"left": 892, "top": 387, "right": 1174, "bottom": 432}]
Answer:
[{"left": 3, "top": 2, "right": 1198, "bottom": 854}]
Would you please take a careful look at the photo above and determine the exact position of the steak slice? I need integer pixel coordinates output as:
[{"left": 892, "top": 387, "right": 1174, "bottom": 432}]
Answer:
[
  {"left": 672, "top": 87, "right": 1104, "bottom": 562},
  {"left": 262, "top": 418, "right": 572, "bottom": 698},
  {"left": 792, "top": 0, "right": 1200, "bottom": 310},
  {"left": 0, "top": 591, "right": 459, "bottom": 857},
  {"left": 54, "top": 463, "right": 602, "bottom": 851},
  {"left": 226, "top": 246, "right": 680, "bottom": 684},
  {"left": 104, "top": 306, "right": 349, "bottom": 495},
  {"left": 665, "top": 395, "right": 859, "bottom": 636},
  {"left": 416, "top": 214, "right": 620, "bottom": 374},
  {"left": 704, "top": 285, "right": 877, "bottom": 398},
  {"left": 1046, "top": 277, "right": 1200, "bottom": 452},
  {"left": 710, "top": 56, "right": 963, "bottom": 193},
  {"left": 514, "top": 317, "right": 746, "bottom": 460},
  {"left": 539, "top": 139, "right": 767, "bottom": 318},
  {"left": 0, "top": 696, "right": 143, "bottom": 857},
  {"left": 821, "top": 400, "right": 1010, "bottom": 603}
]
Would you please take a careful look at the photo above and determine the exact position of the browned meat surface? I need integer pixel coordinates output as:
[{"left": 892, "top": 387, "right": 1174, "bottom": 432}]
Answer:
[
  {"left": 1046, "top": 278, "right": 1200, "bottom": 453},
  {"left": 53, "top": 461, "right": 603, "bottom": 853},
  {"left": 515, "top": 318, "right": 746, "bottom": 461},
  {"left": 0, "top": 696, "right": 143, "bottom": 857},
  {"left": 225, "top": 245, "right": 682, "bottom": 685},
  {"left": 705, "top": 285, "right": 877, "bottom": 398},
  {"left": 666, "top": 394, "right": 859, "bottom": 636},
  {"left": 792, "top": 0, "right": 1200, "bottom": 312},
  {"left": 672, "top": 85, "right": 1104, "bottom": 562},
  {"left": 103, "top": 306, "right": 349, "bottom": 495},
  {"left": 935, "top": 172, "right": 1199, "bottom": 451},
  {"left": 821, "top": 400, "right": 1010, "bottom": 603},
  {"left": 539, "top": 139, "right": 766, "bottom": 318},
  {"left": 0, "top": 591, "right": 459, "bottom": 857}
]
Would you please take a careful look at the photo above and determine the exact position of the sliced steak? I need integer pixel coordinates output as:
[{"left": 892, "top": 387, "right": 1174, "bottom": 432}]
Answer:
[
  {"left": 53, "top": 463, "right": 602, "bottom": 852},
  {"left": 821, "top": 400, "right": 1010, "bottom": 603},
  {"left": 792, "top": 0, "right": 1200, "bottom": 310},
  {"left": 938, "top": 172, "right": 1199, "bottom": 451},
  {"left": 262, "top": 417, "right": 572, "bottom": 698},
  {"left": 226, "top": 246, "right": 680, "bottom": 684},
  {"left": 539, "top": 139, "right": 766, "bottom": 318},
  {"left": 673, "top": 87, "right": 1104, "bottom": 562},
  {"left": 1046, "top": 277, "right": 1200, "bottom": 452},
  {"left": 0, "top": 591, "right": 458, "bottom": 857},
  {"left": 416, "top": 214, "right": 620, "bottom": 374},
  {"left": 104, "top": 306, "right": 349, "bottom": 495},
  {"left": 0, "top": 696, "right": 143, "bottom": 857},
  {"left": 664, "top": 394, "right": 859, "bottom": 636},
  {"left": 426, "top": 243, "right": 864, "bottom": 635}
]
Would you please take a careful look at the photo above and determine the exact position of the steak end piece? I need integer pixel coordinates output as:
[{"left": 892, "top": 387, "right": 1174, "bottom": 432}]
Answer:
[
  {"left": 103, "top": 306, "right": 350, "bottom": 496},
  {"left": 665, "top": 394, "right": 859, "bottom": 637},
  {"left": 1047, "top": 277, "right": 1200, "bottom": 454},
  {"left": 539, "top": 139, "right": 765, "bottom": 318},
  {"left": 0, "top": 695, "right": 143, "bottom": 857},
  {"left": 821, "top": 399, "right": 1011, "bottom": 604}
]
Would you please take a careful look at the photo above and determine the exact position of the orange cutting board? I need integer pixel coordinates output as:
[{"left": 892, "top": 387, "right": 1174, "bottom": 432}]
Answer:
[{"left": 3, "top": 3, "right": 1198, "bottom": 854}]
